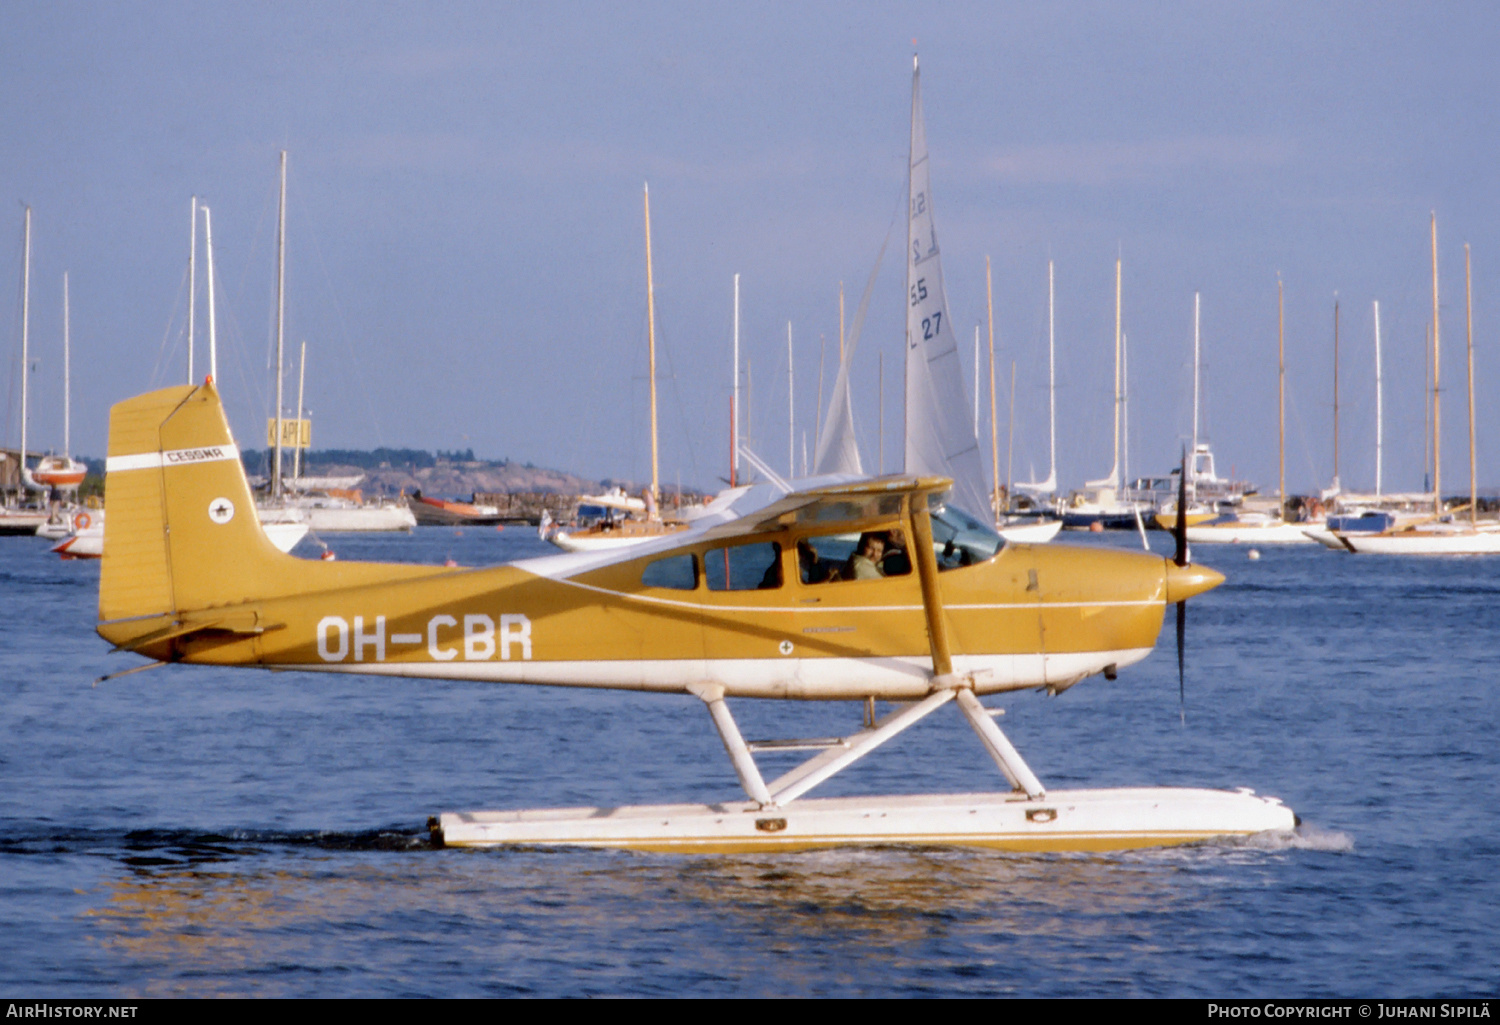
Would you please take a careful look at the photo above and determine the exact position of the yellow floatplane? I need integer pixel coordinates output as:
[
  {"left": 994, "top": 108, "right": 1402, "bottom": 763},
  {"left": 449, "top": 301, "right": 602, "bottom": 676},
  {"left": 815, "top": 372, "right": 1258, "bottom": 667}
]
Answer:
[{"left": 93, "top": 380, "right": 1295, "bottom": 852}]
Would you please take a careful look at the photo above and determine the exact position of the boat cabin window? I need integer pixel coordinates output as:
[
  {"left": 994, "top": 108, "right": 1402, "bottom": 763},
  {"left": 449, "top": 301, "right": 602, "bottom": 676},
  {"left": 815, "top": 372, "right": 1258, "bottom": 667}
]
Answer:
[
  {"left": 705, "top": 541, "right": 782, "bottom": 591},
  {"left": 927, "top": 500, "right": 1004, "bottom": 570},
  {"left": 795, "top": 529, "right": 912, "bottom": 584},
  {"left": 640, "top": 553, "right": 696, "bottom": 590}
]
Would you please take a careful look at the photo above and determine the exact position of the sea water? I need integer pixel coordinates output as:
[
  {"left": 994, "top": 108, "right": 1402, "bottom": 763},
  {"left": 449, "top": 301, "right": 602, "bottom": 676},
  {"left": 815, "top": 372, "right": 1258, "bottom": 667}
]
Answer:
[{"left": 1, "top": 528, "right": 1496, "bottom": 997}]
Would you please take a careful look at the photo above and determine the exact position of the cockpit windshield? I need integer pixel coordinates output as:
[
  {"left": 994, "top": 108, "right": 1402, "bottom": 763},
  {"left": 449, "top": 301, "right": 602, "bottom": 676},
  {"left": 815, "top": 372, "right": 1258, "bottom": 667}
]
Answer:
[{"left": 927, "top": 497, "right": 1005, "bottom": 569}]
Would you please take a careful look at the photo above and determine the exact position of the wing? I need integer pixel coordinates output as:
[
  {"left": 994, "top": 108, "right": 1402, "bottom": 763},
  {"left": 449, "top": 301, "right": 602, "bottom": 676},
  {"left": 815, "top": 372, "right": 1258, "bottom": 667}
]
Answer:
[{"left": 695, "top": 474, "right": 954, "bottom": 543}]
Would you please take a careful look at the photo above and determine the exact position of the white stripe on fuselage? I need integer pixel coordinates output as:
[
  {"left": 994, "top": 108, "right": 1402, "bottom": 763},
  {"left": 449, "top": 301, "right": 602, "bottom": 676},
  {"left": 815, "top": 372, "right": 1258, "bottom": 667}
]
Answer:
[
  {"left": 266, "top": 649, "right": 1153, "bottom": 700},
  {"left": 530, "top": 572, "right": 1160, "bottom": 615}
]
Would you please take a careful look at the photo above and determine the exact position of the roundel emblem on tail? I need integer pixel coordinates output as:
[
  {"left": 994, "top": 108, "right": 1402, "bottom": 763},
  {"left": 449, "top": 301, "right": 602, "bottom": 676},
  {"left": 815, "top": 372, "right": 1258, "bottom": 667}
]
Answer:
[{"left": 208, "top": 498, "right": 235, "bottom": 524}]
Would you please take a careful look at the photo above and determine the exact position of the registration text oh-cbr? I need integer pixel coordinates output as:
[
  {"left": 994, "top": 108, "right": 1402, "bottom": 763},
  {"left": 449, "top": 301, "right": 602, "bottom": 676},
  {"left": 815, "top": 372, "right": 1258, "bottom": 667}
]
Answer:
[{"left": 316, "top": 614, "right": 532, "bottom": 663}]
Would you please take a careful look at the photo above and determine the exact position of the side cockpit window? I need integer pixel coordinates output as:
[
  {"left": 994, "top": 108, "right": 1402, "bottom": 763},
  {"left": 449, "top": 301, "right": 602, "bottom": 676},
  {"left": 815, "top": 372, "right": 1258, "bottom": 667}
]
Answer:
[
  {"left": 641, "top": 553, "right": 697, "bottom": 590},
  {"left": 795, "top": 530, "right": 912, "bottom": 584},
  {"left": 705, "top": 542, "right": 782, "bottom": 591}
]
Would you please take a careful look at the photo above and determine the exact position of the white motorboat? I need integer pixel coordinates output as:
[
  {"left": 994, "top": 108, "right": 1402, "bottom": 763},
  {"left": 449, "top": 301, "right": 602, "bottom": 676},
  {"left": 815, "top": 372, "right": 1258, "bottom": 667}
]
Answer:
[{"left": 51, "top": 507, "right": 309, "bottom": 559}]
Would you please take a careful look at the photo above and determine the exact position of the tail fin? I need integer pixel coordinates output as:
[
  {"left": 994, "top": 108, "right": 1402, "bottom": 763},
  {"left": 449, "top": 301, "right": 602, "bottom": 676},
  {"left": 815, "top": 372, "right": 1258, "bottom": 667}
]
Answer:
[
  {"left": 99, "top": 380, "right": 296, "bottom": 628},
  {"left": 99, "top": 381, "right": 445, "bottom": 657}
]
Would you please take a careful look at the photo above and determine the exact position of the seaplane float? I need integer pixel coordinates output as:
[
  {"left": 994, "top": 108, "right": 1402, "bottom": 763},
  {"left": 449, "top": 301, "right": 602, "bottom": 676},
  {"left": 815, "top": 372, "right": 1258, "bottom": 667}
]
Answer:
[{"left": 93, "top": 380, "right": 1295, "bottom": 853}]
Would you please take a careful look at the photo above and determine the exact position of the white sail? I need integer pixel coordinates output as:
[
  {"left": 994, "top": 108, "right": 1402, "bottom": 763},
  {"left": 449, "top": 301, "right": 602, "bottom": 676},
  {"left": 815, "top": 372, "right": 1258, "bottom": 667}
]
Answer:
[
  {"left": 814, "top": 228, "right": 891, "bottom": 476},
  {"left": 902, "top": 57, "right": 989, "bottom": 518}
]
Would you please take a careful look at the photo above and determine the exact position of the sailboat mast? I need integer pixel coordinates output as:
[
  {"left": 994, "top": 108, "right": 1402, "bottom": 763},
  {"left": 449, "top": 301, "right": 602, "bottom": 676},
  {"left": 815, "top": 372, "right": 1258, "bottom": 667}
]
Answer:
[
  {"left": 973, "top": 327, "right": 981, "bottom": 439},
  {"left": 1338, "top": 298, "right": 1350, "bottom": 492},
  {"left": 1432, "top": 213, "right": 1442, "bottom": 517},
  {"left": 62, "top": 272, "right": 69, "bottom": 457},
  {"left": 1374, "top": 300, "right": 1383, "bottom": 497},
  {"left": 1113, "top": 258, "right": 1122, "bottom": 488},
  {"left": 1278, "top": 276, "right": 1286, "bottom": 517},
  {"left": 787, "top": 322, "right": 794, "bottom": 477},
  {"left": 878, "top": 351, "right": 884, "bottom": 473},
  {"left": 1466, "top": 243, "right": 1475, "bottom": 527},
  {"left": 1122, "top": 330, "right": 1130, "bottom": 489},
  {"left": 1007, "top": 359, "right": 1016, "bottom": 500},
  {"left": 295, "top": 341, "right": 306, "bottom": 482},
  {"left": 1047, "top": 260, "right": 1056, "bottom": 490},
  {"left": 732, "top": 273, "right": 739, "bottom": 487},
  {"left": 274, "top": 151, "right": 287, "bottom": 500},
  {"left": 20, "top": 206, "right": 29, "bottom": 483},
  {"left": 188, "top": 195, "right": 197, "bottom": 384},
  {"left": 1193, "top": 292, "right": 1201, "bottom": 503},
  {"left": 204, "top": 205, "right": 217, "bottom": 381},
  {"left": 643, "top": 183, "right": 659, "bottom": 507},
  {"left": 986, "top": 256, "right": 998, "bottom": 520}
]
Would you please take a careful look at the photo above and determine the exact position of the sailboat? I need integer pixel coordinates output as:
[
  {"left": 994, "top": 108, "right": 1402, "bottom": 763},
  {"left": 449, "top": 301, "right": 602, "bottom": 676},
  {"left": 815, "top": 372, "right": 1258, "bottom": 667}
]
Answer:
[
  {"left": 1338, "top": 225, "right": 1500, "bottom": 554},
  {"left": 549, "top": 183, "right": 690, "bottom": 552},
  {"left": 991, "top": 258, "right": 1060, "bottom": 542},
  {"left": 1156, "top": 293, "right": 1255, "bottom": 530},
  {"left": 1187, "top": 279, "right": 1317, "bottom": 544},
  {"left": 1, "top": 207, "right": 52, "bottom": 535},
  {"left": 902, "top": 56, "right": 1008, "bottom": 529},
  {"left": 33, "top": 272, "right": 89, "bottom": 540},
  {"left": 1062, "top": 260, "right": 1153, "bottom": 529},
  {"left": 252, "top": 153, "right": 415, "bottom": 534}
]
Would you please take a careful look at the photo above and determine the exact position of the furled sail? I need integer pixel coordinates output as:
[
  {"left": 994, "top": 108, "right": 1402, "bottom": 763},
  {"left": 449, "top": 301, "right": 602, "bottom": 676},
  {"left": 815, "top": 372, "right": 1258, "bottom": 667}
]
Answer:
[{"left": 903, "top": 56, "right": 990, "bottom": 519}]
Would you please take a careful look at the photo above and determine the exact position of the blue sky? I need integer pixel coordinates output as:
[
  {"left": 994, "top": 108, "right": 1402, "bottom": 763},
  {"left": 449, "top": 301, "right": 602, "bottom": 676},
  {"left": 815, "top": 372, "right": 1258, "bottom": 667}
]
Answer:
[{"left": 4, "top": 2, "right": 1498, "bottom": 495}]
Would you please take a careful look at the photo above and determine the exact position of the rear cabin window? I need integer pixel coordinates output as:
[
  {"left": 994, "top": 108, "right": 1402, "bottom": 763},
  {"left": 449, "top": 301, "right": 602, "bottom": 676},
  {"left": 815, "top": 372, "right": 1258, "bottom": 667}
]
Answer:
[
  {"left": 641, "top": 553, "right": 696, "bottom": 590},
  {"left": 705, "top": 542, "right": 782, "bottom": 591}
]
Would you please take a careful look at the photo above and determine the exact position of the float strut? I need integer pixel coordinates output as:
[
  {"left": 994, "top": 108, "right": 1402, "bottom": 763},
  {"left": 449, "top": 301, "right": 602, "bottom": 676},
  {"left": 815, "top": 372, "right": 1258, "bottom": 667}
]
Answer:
[
  {"left": 955, "top": 688, "right": 1046, "bottom": 798},
  {"left": 688, "top": 683, "right": 773, "bottom": 807}
]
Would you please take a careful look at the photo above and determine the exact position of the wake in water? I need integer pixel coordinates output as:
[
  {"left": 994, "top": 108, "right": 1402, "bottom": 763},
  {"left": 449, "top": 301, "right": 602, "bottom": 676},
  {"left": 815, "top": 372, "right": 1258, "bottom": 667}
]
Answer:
[{"left": 1237, "top": 822, "right": 1354, "bottom": 852}]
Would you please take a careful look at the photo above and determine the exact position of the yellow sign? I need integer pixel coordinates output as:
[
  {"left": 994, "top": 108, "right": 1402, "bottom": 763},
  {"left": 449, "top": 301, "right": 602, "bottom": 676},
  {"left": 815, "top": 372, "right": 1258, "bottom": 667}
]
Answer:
[{"left": 266, "top": 418, "right": 311, "bottom": 448}]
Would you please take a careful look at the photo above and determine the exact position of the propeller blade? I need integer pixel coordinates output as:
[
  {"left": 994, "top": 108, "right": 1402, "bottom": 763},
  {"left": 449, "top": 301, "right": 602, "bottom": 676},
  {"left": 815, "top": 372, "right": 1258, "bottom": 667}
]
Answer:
[
  {"left": 1174, "top": 445, "right": 1190, "bottom": 567},
  {"left": 1176, "top": 598, "right": 1187, "bottom": 725}
]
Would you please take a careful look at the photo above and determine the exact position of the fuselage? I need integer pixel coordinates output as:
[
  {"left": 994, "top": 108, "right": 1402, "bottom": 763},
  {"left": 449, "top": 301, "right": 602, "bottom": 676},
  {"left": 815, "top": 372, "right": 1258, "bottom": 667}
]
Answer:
[{"left": 133, "top": 533, "right": 1188, "bottom": 701}]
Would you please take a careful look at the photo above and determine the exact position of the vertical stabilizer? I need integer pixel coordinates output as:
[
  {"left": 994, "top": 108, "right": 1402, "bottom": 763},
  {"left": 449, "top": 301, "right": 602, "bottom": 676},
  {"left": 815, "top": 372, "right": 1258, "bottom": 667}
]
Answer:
[{"left": 100, "top": 381, "right": 292, "bottom": 624}]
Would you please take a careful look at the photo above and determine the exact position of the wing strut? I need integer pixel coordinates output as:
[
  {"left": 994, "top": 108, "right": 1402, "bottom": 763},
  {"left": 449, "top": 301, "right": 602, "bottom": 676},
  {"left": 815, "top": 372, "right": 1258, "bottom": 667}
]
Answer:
[
  {"left": 909, "top": 490, "right": 1046, "bottom": 799},
  {"left": 906, "top": 492, "right": 956, "bottom": 679}
]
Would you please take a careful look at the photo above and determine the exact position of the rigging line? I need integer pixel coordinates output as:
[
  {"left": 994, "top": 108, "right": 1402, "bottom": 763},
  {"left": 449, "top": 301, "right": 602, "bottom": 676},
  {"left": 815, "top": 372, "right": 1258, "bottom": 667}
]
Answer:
[
  {"left": 653, "top": 312, "right": 701, "bottom": 488},
  {"left": 148, "top": 263, "right": 191, "bottom": 389},
  {"left": 6, "top": 218, "right": 25, "bottom": 447}
]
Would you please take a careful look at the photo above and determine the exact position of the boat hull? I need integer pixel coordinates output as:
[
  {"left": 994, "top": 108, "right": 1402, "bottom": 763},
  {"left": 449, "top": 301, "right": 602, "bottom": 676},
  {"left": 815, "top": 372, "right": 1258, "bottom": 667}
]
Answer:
[
  {"left": 998, "top": 519, "right": 1063, "bottom": 544},
  {"left": 408, "top": 496, "right": 505, "bottom": 526},
  {"left": 259, "top": 502, "right": 416, "bottom": 532},
  {"left": 1062, "top": 510, "right": 1149, "bottom": 531},
  {"left": 1340, "top": 527, "right": 1500, "bottom": 555},
  {"left": 54, "top": 518, "right": 308, "bottom": 559},
  {"left": 436, "top": 786, "right": 1296, "bottom": 853},
  {"left": 1186, "top": 522, "right": 1318, "bottom": 544},
  {"left": 549, "top": 522, "right": 689, "bottom": 551},
  {"left": 0, "top": 508, "right": 49, "bottom": 535}
]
